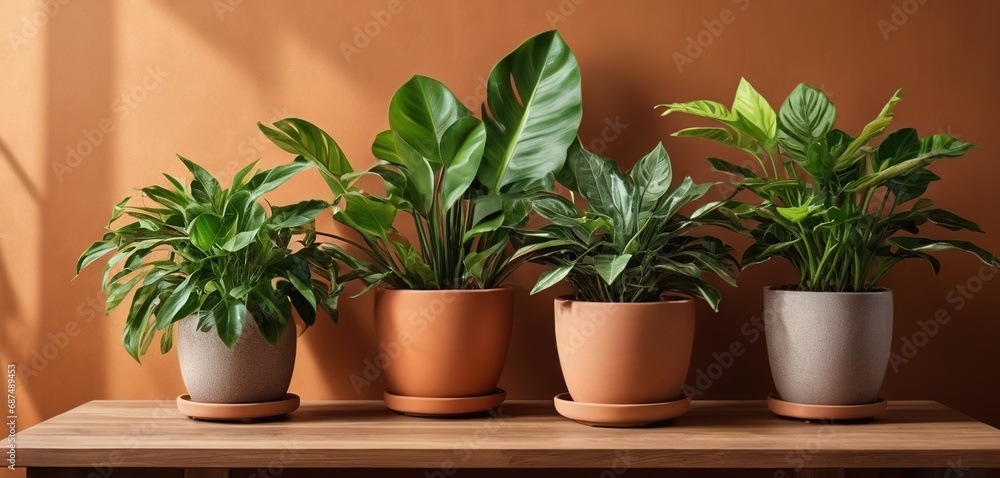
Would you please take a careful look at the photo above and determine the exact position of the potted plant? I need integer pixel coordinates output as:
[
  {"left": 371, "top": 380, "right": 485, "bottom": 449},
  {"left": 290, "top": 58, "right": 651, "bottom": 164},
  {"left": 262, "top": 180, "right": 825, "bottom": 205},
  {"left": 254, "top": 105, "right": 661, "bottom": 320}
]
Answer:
[
  {"left": 76, "top": 156, "right": 339, "bottom": 420},
  {"left": 660, "top": 79, "right": 1000, "bottom": 419},
  {"left": 523, "top": 139, "right": 738, "bottom": 427},
  {"left": 258, "top": 30, "right": 583, "bottom": 415}
]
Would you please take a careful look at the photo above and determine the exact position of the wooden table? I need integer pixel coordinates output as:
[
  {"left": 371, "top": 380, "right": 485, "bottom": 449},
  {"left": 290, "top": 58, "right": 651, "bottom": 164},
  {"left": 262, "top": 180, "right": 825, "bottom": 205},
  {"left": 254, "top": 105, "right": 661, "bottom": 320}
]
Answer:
[{"left": 16, "top": 400, "right": 1000, "bottom": 477}]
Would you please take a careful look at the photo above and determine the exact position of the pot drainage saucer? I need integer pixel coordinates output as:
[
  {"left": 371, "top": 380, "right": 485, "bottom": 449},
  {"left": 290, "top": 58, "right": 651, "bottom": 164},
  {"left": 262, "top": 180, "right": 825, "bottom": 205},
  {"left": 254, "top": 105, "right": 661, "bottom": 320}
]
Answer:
[
  {"left": 177, "top": 393, "right": 300, "bottom": 422},
  {"left": 384, "top": 388, "right": 506, "bottom": 417},
  {"left": 767, "top": 393, "right": 887, "bottom": 422},
  {"left": 553, "top": 392, "right": 691, "bottom": 427}
]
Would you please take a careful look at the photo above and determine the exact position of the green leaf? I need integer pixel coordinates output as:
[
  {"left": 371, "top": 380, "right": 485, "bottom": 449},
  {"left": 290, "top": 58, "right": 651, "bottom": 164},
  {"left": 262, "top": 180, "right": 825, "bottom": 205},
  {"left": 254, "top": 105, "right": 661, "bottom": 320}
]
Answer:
[
  {"left": 479, "top": 30, "right": 583, "bottom": 194},
  {"left": 284, "top": 256, "right": 316, "bottom": 308},
  {"left": 630, "top": 143, "right": 672, "bottom": 214},
  {"left": 742, "top": 238, "right": 801, "bottom": 268},
  {"left": 153, "top": 270, "right": 202, "bottom": 330},
  {"left": 707, "top": 157, "right": 757, "bottom": 178},
  {"left": 159, "top": 324, "right": 174, "bottom": 354},
  {"left": 731, "top": 78, "right": 778, "bottom": 150},
  {"left": 873, "top": 128, "right": 920, "bottom": 171},
  {"left": 563, "top": 139, "right": 634, "bottom": 237},
  {"left": 390, "top": 133, "right": 437, "bottom": 215},
  {"left": 245, "top": 160, "right": 313, "bottom": 202},
  {"left": 188, "top": 213, "right": 223, "bottom": 251},
  {"left": 672, "top": 127, "right": 760, "bottom": 154},
  {"left": 835, "top": 88, "right": 904, "bottom": 169},
  {"left": 439, "top": 117, "right": 487, "bottom": 211},
  {"left": 530, "top": 263, "right": 573, "bottom": 295},
  {"left": 777, "top": 83, "right": 837, "bottom": 160},
  {"left": 178, "top": 155, "right": 222, "bottom": 205},
  {"left": 268, "top": 200, "right": 329, "bottom": 230},
  {"left": 77, "top": 241, "right": 117, "bottom": 275},
  {"left": 592, "top": 254, "right": 632, "bottom": 285},
  {"left": 335, "top": 193, "right": 397, "bottom": 240},
  {"left": 657, "top": 100, "right": 735, "bottom": 121},
  {"left": 217, "top": 299, "right": 248, "bottom": 348},
  {"left": 259, "top": 118, "right": 352, "bottom": 195},
  {"left": 388, "top": 75, "right": 472, "bottom": 164},
  {"left": 108, "top": 196, "right": 131, "bottom": 227},
  {"left": 889, "top": 237, "right": 1000, "bottom": 268},
  {"left": 777, "top": 201, "right": 822, "bottom": 223}
]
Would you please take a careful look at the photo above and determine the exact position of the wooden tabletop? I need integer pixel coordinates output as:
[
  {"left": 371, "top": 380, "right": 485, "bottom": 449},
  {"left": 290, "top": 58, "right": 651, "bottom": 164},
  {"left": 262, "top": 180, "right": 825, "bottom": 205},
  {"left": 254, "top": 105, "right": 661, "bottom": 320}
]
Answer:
[{"left": 17, "top": 400, "right": 1000, "bottom": 469}]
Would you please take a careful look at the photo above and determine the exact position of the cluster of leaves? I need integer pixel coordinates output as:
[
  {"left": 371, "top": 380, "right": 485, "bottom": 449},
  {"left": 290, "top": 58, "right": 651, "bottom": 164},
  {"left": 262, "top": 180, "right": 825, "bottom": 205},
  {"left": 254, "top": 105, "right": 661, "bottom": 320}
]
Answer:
[
  {"left": 76, "top": 157, "right": 341, "bottom": 361},
  {"left": 521, "top": 140, "right": 739, "bottom": 308},
  {"left": 258, "top": 30, "right": 583, "bottom": 292},
  {"left": 659, "top": 79, "right": 1000, "bottom": 292}
]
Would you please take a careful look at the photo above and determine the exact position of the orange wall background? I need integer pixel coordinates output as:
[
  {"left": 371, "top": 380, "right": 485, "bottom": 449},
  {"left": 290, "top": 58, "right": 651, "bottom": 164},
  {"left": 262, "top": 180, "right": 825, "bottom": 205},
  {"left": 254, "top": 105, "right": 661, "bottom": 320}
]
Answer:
[{"left": 2, "top": 0, "right": 1000, "bottom": 441}]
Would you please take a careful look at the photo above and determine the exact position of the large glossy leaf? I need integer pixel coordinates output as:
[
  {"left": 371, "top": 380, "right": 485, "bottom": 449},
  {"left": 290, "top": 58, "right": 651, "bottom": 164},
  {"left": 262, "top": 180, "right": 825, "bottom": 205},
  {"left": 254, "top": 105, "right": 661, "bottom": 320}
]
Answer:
[
  {"left": 731, "top": 78, "right": 777, "bottom": 150},
  {"left": 478, "top": 30, "right": 583, "bottom": 194},
  {"left": 388, "top": 75, "right": 472, "bottom": 164},
  {"left": 389, "top": 133, "right": 437, "bottom": 215},
  {"left": 777, "top": 83, "right": 837, "bottom": 160},
  {"left": 872, "top": 128, "right": 919, "bottom": 171},
  {"left": 259, "top": 118, "right": 352, "bottom": 195},
  {"left": 439, "top": 117, "right": 486, "bottom": 210},
  {"left": 153, "top": 270, "right": 202, "bottom": 330},
  {"left": 564, "top": 140, "right": 634, "bottom": 236},
  {"left": 334, "top": 193, "right": 397, "bottom": 239}
]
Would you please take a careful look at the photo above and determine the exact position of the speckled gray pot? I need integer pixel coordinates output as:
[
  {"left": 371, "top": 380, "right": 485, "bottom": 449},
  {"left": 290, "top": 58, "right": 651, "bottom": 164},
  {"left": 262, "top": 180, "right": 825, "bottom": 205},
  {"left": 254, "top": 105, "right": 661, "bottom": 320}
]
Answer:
[
  {"left": 176, "top": 315, "right": 296, "bottom": 403},
  {"left": 764, "top": 287, "right": 893, "bottom": 405}
]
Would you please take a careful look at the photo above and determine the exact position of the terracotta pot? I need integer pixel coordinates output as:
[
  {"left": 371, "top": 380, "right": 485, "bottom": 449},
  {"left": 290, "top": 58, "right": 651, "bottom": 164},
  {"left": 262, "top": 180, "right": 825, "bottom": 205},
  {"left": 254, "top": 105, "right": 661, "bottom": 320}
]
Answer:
[
  {"left": 374, "top": 287, "right": 513, "bottom": 398},
  {"left": 764, "top": 286, "right": 893, "bottom": 405},
  {"left": 554, "top": 297, "right": 695, "bottom": 404},
  {"left": 177, "top": 315, "right": 296, "bottom": 403}
]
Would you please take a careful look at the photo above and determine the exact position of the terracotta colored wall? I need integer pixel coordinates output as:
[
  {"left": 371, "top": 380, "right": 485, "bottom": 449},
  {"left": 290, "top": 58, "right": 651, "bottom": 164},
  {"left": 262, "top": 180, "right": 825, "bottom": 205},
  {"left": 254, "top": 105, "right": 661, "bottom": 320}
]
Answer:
[{"left": 3, "top": 0, "right": 999, "bottom": 443}]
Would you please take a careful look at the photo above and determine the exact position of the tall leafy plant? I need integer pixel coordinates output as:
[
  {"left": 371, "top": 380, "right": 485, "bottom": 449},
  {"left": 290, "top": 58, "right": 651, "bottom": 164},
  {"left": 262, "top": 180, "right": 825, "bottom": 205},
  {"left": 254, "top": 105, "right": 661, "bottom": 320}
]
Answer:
[
  {"left": 659, "top": 79, "right": 999, "bottom": 291},
  {"left": 76, "top": 157, "right": 340, "bottom": 361},
  {"left": 522, "top": 140, "right": 739, "bottom": 308},
  {"left": 258, "top": 30, "right": 583, "bottom": 291}
]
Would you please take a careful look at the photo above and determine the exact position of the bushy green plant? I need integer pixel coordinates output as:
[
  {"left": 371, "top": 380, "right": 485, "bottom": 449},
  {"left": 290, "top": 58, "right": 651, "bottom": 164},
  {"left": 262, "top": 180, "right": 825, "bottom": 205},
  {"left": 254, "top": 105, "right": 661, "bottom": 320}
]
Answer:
[
  {"left": 76, "top": 157, "right": 340, "bottom": 361},
  {"left": 659, "top": 79, "right": 999, "bottom": 292},
  {"left": 521, "top": 140, "right": 738, "bottom": 308},
  {"left": 258, "top": 30, "right": 583, "bottom": 292}
]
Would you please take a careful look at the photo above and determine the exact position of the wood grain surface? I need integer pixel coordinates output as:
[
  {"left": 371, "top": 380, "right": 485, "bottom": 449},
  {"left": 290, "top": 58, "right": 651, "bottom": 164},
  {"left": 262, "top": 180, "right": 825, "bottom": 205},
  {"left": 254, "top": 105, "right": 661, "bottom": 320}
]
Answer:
[{"left": 17, "top": 400, "right": 1000, "bottom": 469}]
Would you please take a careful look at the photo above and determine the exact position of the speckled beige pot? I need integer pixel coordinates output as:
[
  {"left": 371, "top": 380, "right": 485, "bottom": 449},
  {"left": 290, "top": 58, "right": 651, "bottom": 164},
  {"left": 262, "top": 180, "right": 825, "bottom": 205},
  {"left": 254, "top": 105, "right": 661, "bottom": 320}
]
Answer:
[
  {"left": 554, "top": 297, "right": 695, "bottom": 404},
  {"left": 177, "top": 315, "right": 296, "bottom": 403},
  {"left": 374, "top": 288, "right": 513, "bottom": 398},
  {"left": 764, "top": 287, "right": 893, "bottom": 405}
]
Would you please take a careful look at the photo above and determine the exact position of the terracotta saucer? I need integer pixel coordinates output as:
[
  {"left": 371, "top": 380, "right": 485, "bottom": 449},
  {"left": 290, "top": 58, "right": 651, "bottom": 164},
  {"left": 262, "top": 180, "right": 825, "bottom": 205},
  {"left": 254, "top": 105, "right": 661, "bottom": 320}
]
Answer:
[
  {"left": 767, "top": 393, "right": 887, "bottom": 421},
  {"left": 383, "top": 388, "right": 506, "bottom": 417},
  {"left": 176, "top": 393, "right": 300, "bottom": 422},
  {"left": 553, "top": 392, "right": 691, "bottom": 427}
]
